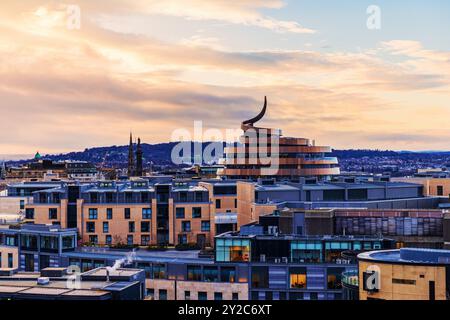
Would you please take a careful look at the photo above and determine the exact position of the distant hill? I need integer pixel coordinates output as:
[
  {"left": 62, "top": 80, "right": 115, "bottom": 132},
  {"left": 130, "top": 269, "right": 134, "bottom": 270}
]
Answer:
[
  {"left": 5, "top": 142, "right": 228, "bottom": 168},
  {"left": 331, "top": 149, "right": 450, "bottom": 159},
  {"left": 5, "top": 143, "right": 450, "bottom": 168}
]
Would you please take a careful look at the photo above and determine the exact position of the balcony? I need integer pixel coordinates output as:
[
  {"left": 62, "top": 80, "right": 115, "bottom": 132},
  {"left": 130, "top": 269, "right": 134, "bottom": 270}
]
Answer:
[{"left": 342, "top": 270, "right": 359, "bottom": 289}]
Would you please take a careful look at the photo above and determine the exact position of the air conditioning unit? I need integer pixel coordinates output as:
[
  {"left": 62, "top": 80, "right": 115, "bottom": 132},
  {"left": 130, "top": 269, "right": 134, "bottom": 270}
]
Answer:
[{"left": 37, "top": 277, "right": 50, "bottom": 285}]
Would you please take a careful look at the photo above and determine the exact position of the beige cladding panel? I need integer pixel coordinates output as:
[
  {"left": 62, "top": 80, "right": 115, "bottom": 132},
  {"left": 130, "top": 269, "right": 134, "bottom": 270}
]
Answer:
[
  {"left": 146, "top": 279, "right": 248, "bottom": 300},
  {"left": 359, "top": 261, "right": 447, "bottom": 300},
  {"left": 0, "top": 246, "right": 19, "bottom": 269}
]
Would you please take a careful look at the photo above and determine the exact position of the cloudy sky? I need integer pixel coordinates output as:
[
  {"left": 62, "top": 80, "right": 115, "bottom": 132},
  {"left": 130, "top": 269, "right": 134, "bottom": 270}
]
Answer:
[{"left": 1, "top": 0, "right": 450, "bottom": 155}]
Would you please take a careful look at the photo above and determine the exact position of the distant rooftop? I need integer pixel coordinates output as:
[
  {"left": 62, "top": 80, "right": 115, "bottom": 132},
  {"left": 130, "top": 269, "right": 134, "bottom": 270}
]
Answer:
[{"left": 62, "top": 248, "right": 214, "bottom": 265}]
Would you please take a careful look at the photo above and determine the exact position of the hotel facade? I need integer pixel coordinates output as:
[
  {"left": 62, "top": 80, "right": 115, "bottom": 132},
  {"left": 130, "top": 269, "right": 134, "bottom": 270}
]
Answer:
[{"left": 219, "top": 97, "right": 340, "bottom": 180}]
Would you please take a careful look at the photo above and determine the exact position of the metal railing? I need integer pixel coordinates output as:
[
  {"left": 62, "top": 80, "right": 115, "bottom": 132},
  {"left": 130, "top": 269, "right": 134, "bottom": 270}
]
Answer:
[{"left": 342, "top": 270, "right": 359, "bottom": 288}]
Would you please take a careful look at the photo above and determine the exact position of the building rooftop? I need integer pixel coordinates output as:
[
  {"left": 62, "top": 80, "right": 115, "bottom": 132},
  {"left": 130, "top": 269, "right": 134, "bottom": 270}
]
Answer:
[
  {"left": 217, "top": 230, "right": 388, "bottom": 242},
  {"left": 63, "top": 248, "right": 214, "bottom": 265},
  {"left": 0, "top": 267, "right": 144, "bottom": 300},
  {"left": 358, "top": 248, "right": 450, "bottom": 265}
]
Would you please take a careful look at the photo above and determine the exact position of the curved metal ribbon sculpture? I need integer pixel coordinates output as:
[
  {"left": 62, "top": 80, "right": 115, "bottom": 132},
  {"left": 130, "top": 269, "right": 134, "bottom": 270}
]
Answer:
[{"left": 241, "top": 96, "right": 267, "bottom": 131}]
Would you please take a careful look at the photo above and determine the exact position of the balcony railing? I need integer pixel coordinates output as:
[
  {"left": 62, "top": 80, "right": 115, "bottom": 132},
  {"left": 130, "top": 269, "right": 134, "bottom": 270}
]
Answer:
[{"left": 342, "top": 270, "right": 359, "bottom": 288}]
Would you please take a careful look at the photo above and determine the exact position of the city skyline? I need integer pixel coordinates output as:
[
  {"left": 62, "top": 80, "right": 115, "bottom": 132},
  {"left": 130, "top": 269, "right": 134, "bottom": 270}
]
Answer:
[{"left": 1, "top": 0, "right": 450, "bottom": 154}]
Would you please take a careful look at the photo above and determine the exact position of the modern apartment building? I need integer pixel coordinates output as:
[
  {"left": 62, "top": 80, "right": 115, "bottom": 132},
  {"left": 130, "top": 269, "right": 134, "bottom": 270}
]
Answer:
[
  {"left": 219, "top": 97, "right": 340, "bottom": 180},
  {"left": 255, "top": 208, "right": 450, "bottom": 249},
  {"left": 213, "top": 226, "right": 394, "bottom": 300},
  {"left": 0, "top": 224, "right": 77, "bottom": 272},
  {"left": 14, "top": 179, "right": 237, "bottom": 247},
  {"left": 3, "top": 175, "right": 445, "bottom": 248},
  {"left": 235, "top": 178, "right": 444, "bottom": 227}
]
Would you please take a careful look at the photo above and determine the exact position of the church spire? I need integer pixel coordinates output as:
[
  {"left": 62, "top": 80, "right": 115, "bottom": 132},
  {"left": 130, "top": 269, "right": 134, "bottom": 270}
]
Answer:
[
  {"left": 128, "top": 132, "right": 135, "bottom": 177},
  {"left": 136, "top": 137, "right": 143, "bottom": 177}
]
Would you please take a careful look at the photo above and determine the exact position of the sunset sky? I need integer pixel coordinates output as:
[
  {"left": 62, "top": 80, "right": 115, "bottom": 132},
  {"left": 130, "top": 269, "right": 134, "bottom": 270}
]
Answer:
[{"left": 1, "top": 0, "right": 450, "bottom": 155}]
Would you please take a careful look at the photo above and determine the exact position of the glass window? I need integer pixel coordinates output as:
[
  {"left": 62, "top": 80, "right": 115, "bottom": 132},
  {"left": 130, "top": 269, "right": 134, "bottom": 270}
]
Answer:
[
  {"left": 187, "top": 266, "right": 202, "bottom": 281},
  {"left": 62, "top": 236, "right": 75, "bottom": 250},
  {"left": 179, "top": 192, "right": 187, "bottom": 202},
  {"left": 124, "top": 208, "right": 131, "bottom": 219},
  {"left": 220, "top": 267, "right": 236, "bottom": 283},
  {"left": 146, "top": 289, "right": 155, "bottom": 300},
  {"left": 141, "top": 235, "right": 150, "bottom": 246},
  {"left": 106, "top": 208, "right": 113, "bottom": 220},
  {"left": 75, "top": 258, "right": 86, "bottom": 270},
  {"left": 103, "top": 222, "right": 109, "bottom": 233},
  {"left": 25, "top": 208, "right": 34, "bottom": 219},
  {"left": 201, "top": 221, "right": 210, "bottom": 232},
  {"left": 178, "top": 234, "right": 187, "bottom": 244},
  {"left": 153, "top": 264, "right": 166, "bottom": 279},
  {"left": 176, "top": 207, "right": 185, "bottom": 219},
  {"left": 141, "top": 221, "right": 150, "bottom": 233},
  {"left": 40, "top": 236, "right": 59, "bottom": 252},
  {"left": 327, "top": 268, "right": 345, "bottom": 289},
  {"left": 86, "top": 222, "right": 95, "bottom": 233},
  {"left": 94, "top": 260, "right": 105, "bottom": 268},
  {"left": 291, "top": 241, "right": 322, "bottom": 263},
  {"left": 142, "top": 208, "right": 152, "bottom": 219},
  {"left": 215, "top": 199, "right": 221, "bottom": 209},
  {"left": 88, "top": 208, "right": 98, "bottom": 220},
  {"left": 159, "top": 289, "right": 167, "bottom": 300},
  {"left": 198, "top": 292, "right": 207, "bottom": 300},
  {"left": 20, "top": 234, "right": 38, "bottom": 250},
  {"left": 5, "top": 235, "right": 17, "bottom": 246},
  {"left": 232, "top": 293, "right": 239, "bottom": 300},
  {"left": 127, "top": 235, "right": 133, "bottom": 245},
  {"left": 195, "top": 192, "right": 203, "bottom": 202},
  {"left": 251, "top": 267, "right": 269, "bottom": 288},
  {"left": 48, "top": 208, "right": 57, "bottom": 220},
  {"left": 89, "top": 235, "right": 98, "bottom": 245},
  {"left": 192, "top": 207, "right": 202, "bottom": 218},
  {"left": 184, "top": 291, "right": 191, "bottom": 300},
  {"left": 129, "top": 221, "right": 135, "bottom": 233},
  {"left": 181, "top": 221, "right": 191, "bottom": 232},
  {"left": 105, "top": 235, "right": 112, "bottom": 245},
  {"left": 290, "top": 267, "right": 307, "bottom": 289},
  {"left": 204, "top": 267, "right": 219, "bottom": 282},
  {"left": 215, "top": 239, "right": 250, "bottom": 262},
  {"left": 214, "top": 292, "right": 223, "bottom": 300}
]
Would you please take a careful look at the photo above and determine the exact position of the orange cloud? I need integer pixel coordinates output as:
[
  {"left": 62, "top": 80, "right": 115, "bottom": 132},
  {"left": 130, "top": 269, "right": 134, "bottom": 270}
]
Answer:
[{"left": 0, "top": 2, "right": 449, "bottom": 154}]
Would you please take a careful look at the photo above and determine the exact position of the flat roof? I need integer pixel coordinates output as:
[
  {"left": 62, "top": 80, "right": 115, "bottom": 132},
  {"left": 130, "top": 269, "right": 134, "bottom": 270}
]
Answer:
[
  {"left": 84, "top": 268, "right": 141, "bottom": 278},
  {"left": 62, "top": 249, "right": 214, "bottom": 265},
  {"left": 256, "top": 184, "right": 300, "bottom": 192},
  {"left": 62, "top": 289, "right": 110, "bottom": 297},
  {"left": 358, "top": 248, "right": 450, "bottom": 266},
  {"left": 217, "top": 231, "right": 388, "bottom": 242}
]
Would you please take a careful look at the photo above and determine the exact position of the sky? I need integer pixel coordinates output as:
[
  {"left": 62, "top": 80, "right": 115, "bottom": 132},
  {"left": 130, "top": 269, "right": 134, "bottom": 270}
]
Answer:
[{"left": 1, "top": 0, "right": 450, "bottom": 155}]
